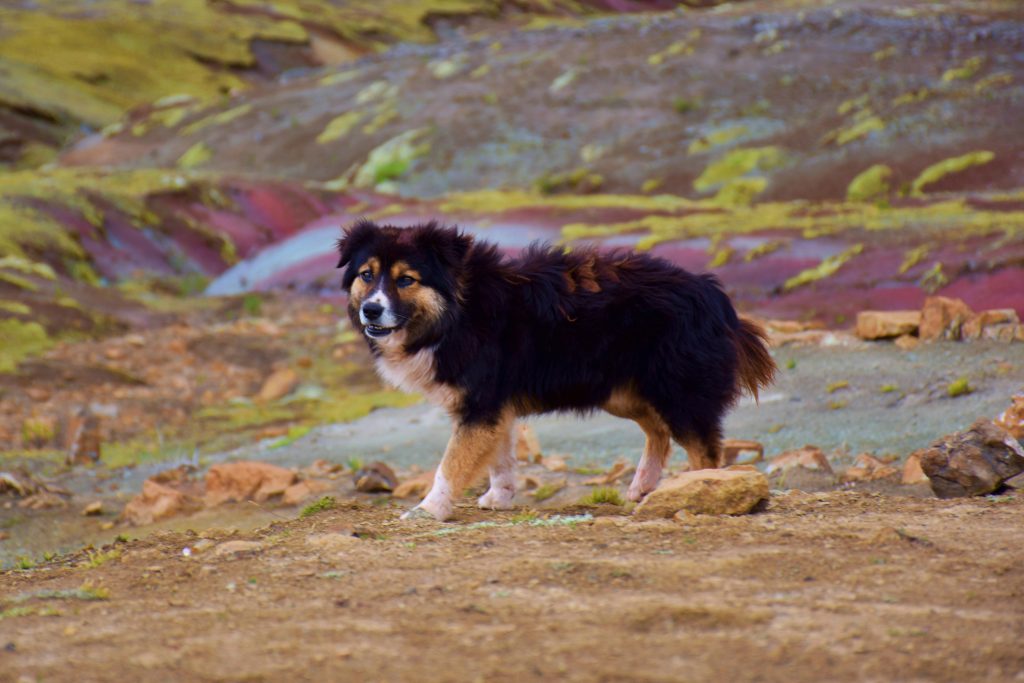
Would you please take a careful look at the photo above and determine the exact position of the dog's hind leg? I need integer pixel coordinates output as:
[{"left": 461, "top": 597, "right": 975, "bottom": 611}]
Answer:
[
  {"left": 478, "top": 421, "right": 517, "bottom": 510},
  {"left": 402, "top": 413, "right": 512, "bottom": 521},
  {"left": 676, "top": 428, "right": 723, "bottom": 471},
  {"left": 626, "top": 415, "right": 673, "bottom": 502}
]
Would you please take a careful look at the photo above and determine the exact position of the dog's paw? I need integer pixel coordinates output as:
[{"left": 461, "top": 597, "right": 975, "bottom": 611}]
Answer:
[
  {"left": 477, "top": 486, "right": 515, "bottom": 510},
  {"left": 400, "top": 499, "right": 451, "bottom": 522},
  {"left": 400, "top": 506, "right": 438, "bottom": 521}
]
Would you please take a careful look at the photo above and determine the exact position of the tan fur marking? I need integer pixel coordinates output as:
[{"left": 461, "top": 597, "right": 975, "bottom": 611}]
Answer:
[
  {"left": 604, "top": 387, "right": 673, "bottom": 500},
  {"left": 374, "top": 332, "right": 463, "bottom": 414},
  {"left": 678, "top": 436, "right": 719, "bottom": 470},
  {"left": 389, "top": 261, "right": 422, "bottom": 282},
  {"left": 440, "top": 412, "right": 514, "bottom": 490},
  {"left": 404, "top": 285, "right": 446, "bottom": 323}
]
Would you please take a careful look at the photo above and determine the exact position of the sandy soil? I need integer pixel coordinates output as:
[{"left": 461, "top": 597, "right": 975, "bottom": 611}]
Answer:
[{"left": 2, "top": 492, "right": 1023, "bottom": 683}]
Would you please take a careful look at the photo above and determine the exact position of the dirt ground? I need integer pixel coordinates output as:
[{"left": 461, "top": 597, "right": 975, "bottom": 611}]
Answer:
[{"left": 2, "top": 491, "right": 1022, "bottom": 683}]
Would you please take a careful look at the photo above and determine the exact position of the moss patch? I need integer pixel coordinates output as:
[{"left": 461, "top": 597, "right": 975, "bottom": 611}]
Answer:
[
  {"left": 911, "top": 151, "right": 995, "bottom": 196},
  {"left": 693, "top": 147, "right": 786, "bottom": 193},
  {"left": 0, "top": 319, "right": 53, "bottom": 373},
  {"left": 847, "top": 165, "right": 892, "bottom": 203},
  {"left": 783, "top": 244, "right": 863, "bottom": 292}
]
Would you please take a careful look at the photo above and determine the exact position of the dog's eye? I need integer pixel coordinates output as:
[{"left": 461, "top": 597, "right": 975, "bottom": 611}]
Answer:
[
  {"left": 359, "top": 270, "right": 373, "bottom": 282},
  {"left": 396, "top": 275, "right": 416, "bottom": 288}
]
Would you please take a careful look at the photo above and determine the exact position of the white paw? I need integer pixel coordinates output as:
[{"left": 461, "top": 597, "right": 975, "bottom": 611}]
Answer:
[
  {"left": 400, "top": 498, "right": 451, "bottom": 522},
  {"left": 477, "top": 486, "right": 515, "bottom": 510},
  {"left": 627, "top": 469, "right": 661, "bottom": 502}
]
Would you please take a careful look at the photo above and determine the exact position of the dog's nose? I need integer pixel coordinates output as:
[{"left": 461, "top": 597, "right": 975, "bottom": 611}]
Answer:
[{"left": 362, "top": 301, "right": 384, "bottom": 321}]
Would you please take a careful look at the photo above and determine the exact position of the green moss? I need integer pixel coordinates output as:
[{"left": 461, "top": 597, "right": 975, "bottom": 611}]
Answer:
[
  {"left": 300, "top": 496, "right": 336, "bottom": 517},
  {"left": 919, "top": 262, "right": 948, "bottom": 293},
  {"left": 706, "top": 246, "right": 734, "bottom": 269},
  {"left": 847, "top": 165, "right": 892, "bottom": 202},
  {"left": 693, "top": 147, "right": 786, "bottom": 193},
  {"left": 0, "top": 301, "right": 31, "bottom": 315},
  {"left": 942, "top": 56, "right": 984, "bottom": 82},
  {"left": 672, "top": 97, "right": 700, "bottom": 114},
  {"left": 180, "top": 104, "right": 253, "bottom": 136},
  {"left": 532, "top": 483, "right": 562, "bottom": 502},
  {"left": 783, "top": 244, "right": 863, "bottom": 292},
  {"left": 713, "top": 177, "right": 766, "bottom": 207},
  {"left": 579, "top": 487, "right": 625, "bottom": 506},
  {"left": 316, "top": 111, "right": 364, "bottom": 144},
  {"left": 947, "top": 377, "right": 972, "bottom": 398},
  {"left": 911, "top": 151, "right": 995, "bottom": 196},
  {"left": 352, "top": 128, "right": 430, "bottom": 189},
  {"left": 537, "top": 168, "right": 604, "bottom": 195},
  {"left": 0, "top": 319, "right": 53, "bottom": 372},
  {"left": 834, "top": 115, "right": 885, "bottom": 146},
  {"left": 898, "top": 245, "right": 930, "bottom": 274},
  {"left": 689, "top": 125, "right": 749, "bottom": 155},
  {"left": 177, "top": 142, "right": 212, "bottom": 169}
]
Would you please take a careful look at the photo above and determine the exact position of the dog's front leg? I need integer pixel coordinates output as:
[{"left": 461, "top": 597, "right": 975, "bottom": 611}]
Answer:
[
  {"left": 402, "top": 416, "right": 509, "bottom": 521},
  {"left": 477, "top": 421, "right": 516, "bottom": 510}
]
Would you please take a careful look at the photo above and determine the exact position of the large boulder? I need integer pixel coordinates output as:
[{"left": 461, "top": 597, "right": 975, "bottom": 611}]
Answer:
[
  {"left": 919, "top": 419, "right": 1024, "bottom": 498},
  {"left": 123, "top": 480, "right": 190, "bottom": 526},
  {"left": 855, "top": 311, "right": 920, "bottom": 340},
  {"left": 633, "top": 469, "right": 769, "bottom": 518},
  {"left": 919, "top": 296, "right": 973, "bottom": 341}
]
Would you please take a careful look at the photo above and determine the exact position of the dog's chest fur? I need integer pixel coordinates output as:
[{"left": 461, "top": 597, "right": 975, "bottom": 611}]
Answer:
[{"left": 374, "top": 339, "right": 461, "bottom": 413}]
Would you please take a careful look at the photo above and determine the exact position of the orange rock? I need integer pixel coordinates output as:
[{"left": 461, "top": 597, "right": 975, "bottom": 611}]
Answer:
[
  {"left": 841, "top": 453, "right": 900, "bottom": 482},
  {"left": 633, "top": 469, "right": 769, "bottom": 518},
  {"left": 995, "top": 394, "right": 1024, "bottom": 440},
  {"left": 393, "top": 469, "right": 435, "bottom": 499},
  {"left": 765, "top": 446, "right": 833, "bottom": 475},
  {"left": 919, "top": 296, "right": 973, "bottom": 341},
  {"left": 25, "top": 387, "right": 50, "bottom": 402},
  {"left": 204, "top": 461, "right": 297, "bottom": 506},
  {"left": 282, "top": 479, "right": 333, "bottom": 506},
  {"left": 583, "top": 460, "right": 635, "bottom": 486},
  {"left": 722, "top": 439, "right": 764, "bottom": 466},
  {"left": 302, "top": 458, "right": 344, "bottom": 478},
  {"left": 962, "top": 309, "right": 1019, "bottom": 340},
  {"left": 982, "top": 323, "right": 1020, "bottom": 343},
  {"left": 542, "top": 455, "right": 569, "bottom": 472},
  {"left": 515, "top": 423, "right": 542, "bottom": 463},
  {"left": 123, "top": 480, "right": 189, "bottom": 526},
  {"left": 256, "top": 368, "right": 299, "bottom": 402},
  {"left": 855, "top": 311, "right": 920, "bottom": 340},
  {"left": 894, "top": 334, "right": 920, "bottom": 351},
  {"left": 902, "top": 451, "right": 930, "bottom": 485}
]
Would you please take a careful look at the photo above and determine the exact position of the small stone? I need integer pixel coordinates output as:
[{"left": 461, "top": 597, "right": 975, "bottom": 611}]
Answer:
[
  {"left": 353, "top": 461, "right": 398, "bottom": 493},
  {"left": 25, "top": 387, "right": 50, "bottom": 402},
  {"left": 765, "top": 446, "right": 834, "bottom": 475},
  {"left": 282, "top": 479, "right": 333, "bottom": 506},
  {"left": 104, "top": 346, "right": 126, "bottom": 361},
  {"left": 841, "top": 454, "right": 900, "bottom": 482},
  {"left": 919, "top": 296, "right": 973, "bottom": 341},
  {"left": 515, "top": 423, "right": 542, "bottom": 463},
  {"left": 855, "top": 311, "right": 920, "bottom": 340},
  {"left": 722, "top": 439, "right": 764, "bottom": 466},
  {"left": 542, "top": 455, "right": 569, "bottom": 472},
  {"left": 303, "top": 459, "right": 344, "bottom": 478},
  {"left": 894, "top": 334, "right": 920, "bottom": 351},
  {"left": 901, "top": 451, "right": 930, "bottom": 485},
  {"left": 213, "top": 540, "right": 262, "bottom": 558},
  {"left": 393, "top": 469, "right": 435, "bottom": 499},
  {"left": 123, "top": 480, "right": 189, "bottom": 526},
  {"left": 82, "top": 501, "right": 103, "bottom": 516},
  {"left": 18, "top": 491, "right": 68, "bottom": 510},
  {"left": 633, "top": 469, "right": 769, "bottom": 518},
  {"left": 919, "top": 419, "right": 1024, "bottom": 498},
  {"left": 583, "top": 460, "right": 634, "bottom": 486},
  {"left": 256, "top": 368, "right": 300, "bottom": 402},
  {"left": 994, "top": 393, "right": 1024, "bottom": 440},
  {"left": 204, "top": 461, "right": 297, "bottom": 506}
]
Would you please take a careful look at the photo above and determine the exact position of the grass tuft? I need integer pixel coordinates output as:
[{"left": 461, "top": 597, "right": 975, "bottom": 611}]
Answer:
[
  {"left": 579, "top": 487, "right": 625, "bottom": 506},
  {"left": 300, "top": 495, "right": 336, "bottom": 518}
]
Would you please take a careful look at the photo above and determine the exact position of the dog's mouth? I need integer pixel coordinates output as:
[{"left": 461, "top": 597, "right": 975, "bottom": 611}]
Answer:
[{"left": 364, "top": 324, "right": 398, "bottom": 339}]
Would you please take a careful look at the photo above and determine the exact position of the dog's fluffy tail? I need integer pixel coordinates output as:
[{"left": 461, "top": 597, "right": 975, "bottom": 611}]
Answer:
[{"left": 734, "top": 317, "right": 776, "bottom": 403}]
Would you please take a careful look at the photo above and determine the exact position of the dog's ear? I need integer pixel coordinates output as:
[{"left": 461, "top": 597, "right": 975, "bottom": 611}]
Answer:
[
  {"left": 416, "top": 222, "right": 473, "bottom": 270},
  {"left": 336, "top": 219, "right": 378, "bottom": 269}
]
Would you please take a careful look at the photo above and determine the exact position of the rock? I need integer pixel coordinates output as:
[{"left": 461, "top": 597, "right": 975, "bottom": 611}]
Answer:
[
  {"left": 1004, "top": 472, "right": 1024, "bottom": 489},
  {"left": 204, "top": 461, "right": 297, "bottom": 506},
  {"left": 841, "top": 453, "right": 900, "bottom": 482},
  {"left": 894, "top": 334, "right": 920, "bottom": 351},
  {"left": 393, "top": 469, "right": 435, "bottom": 499},
  {"left": 722, "top": 439, "right": 764, "bottom": 466},
  {"left": 994, "top": 393, "right": 1024, "bottom": 439},
  {"left": 25, "top": 387, "right": 50, "bottom": 402},
  {"left": 302, "top": 459, "right": 344, "bottom": 478},
  {"left": 82, "top": 501, "right": 103, "bottom": 516},
  {"left": 256, "top": 368, "right": 299, "bottom": 402},
  {"left": 515, "top": 423, "right": 542, "bottom": 462},
  {"left": 282, "top": 479, "right": 333, "bottom": 506},
  {"left": 901, "top": 451, "right": 930, "bottom": 485},
  {"left": 855, "top": 311, "right": 920, "bottom": 340},
  {"left": 962, "top": 309, "right": 1020, "bottom": 340},
  {"left": 306, "top": 532, "right": 359, "bottom": 552},
  {"left": 123, "top": 480, "right": 189, "bottom": 525},
  {"left": 633, "top": 469, "right": 769, "bottom": 518},
  {"left": 65, "top": 411, "right": 102, "bottom": 466},
  {"left": 583, "top": 460, "right": 634, "bottom": 486},
  {"left": 542, "top": 455, "right": 569, "bottom": 472},
  {"left": 919, "top": 419, "right": 1024, "bottom": 498},
  {"left": 765, "top": 446, "right": 834, "bottom": 475},
  {"left": 212, "top": 540, "right": 262, "bottom": 558},
  {"left": 18, "top": 491, "right": 69, "bottom": 510},
  {"left": 353, "top": 461, "right": 398, "bottom": 493},
  {"left": 919, "top": 296, "right": 973, "bottom": 341},
  {"left": 982, "top": 323, "right": 1020, "bottom": 343}
]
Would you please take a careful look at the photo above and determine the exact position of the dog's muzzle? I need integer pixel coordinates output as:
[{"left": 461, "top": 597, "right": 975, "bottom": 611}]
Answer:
[{"left": 360, "top": 301, "right": 398, "bottom": 338}]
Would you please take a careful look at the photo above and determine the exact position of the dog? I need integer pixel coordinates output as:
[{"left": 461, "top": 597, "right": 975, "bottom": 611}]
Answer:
[{"left": 337, "top": 219, "right": 775, "bottom": 521}]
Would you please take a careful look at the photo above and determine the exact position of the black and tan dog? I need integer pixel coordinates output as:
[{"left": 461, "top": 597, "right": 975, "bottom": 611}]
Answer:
[{"left": 337, "top": 220, "right": 775, "bottom": 520}]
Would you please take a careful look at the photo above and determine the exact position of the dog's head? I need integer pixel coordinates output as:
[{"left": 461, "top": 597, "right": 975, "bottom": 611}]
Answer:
[{"left": 337, "top": 220, "right": 472, "bottom": 345}]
